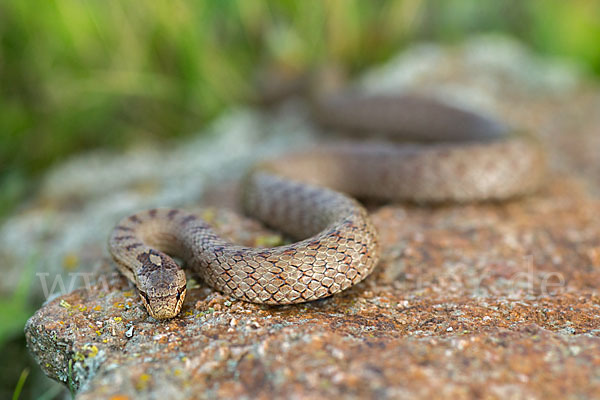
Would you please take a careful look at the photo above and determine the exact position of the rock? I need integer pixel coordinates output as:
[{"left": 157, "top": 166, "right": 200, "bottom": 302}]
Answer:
[{"left": 25, "top": 35, "right": 600, "bottom": 399}]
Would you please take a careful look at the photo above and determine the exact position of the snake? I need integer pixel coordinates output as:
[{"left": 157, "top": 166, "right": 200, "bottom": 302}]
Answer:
[{"left": 109, "top": 92, "right": 545, "bottom": 319}]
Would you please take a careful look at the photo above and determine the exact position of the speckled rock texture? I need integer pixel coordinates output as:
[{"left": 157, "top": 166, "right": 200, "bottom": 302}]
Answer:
[{"left": 24, "top": 36, "right": 600, "bottom": 399}]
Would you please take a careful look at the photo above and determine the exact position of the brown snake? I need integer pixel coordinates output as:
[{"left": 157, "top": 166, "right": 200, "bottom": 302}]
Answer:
[{"left": 109, "top": 93, "right": 545, "bottom": 319}]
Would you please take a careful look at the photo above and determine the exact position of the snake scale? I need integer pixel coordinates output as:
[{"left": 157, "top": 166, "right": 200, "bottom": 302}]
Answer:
[{"left": 109, "top": 93, "right": 545, "bottom": 319}]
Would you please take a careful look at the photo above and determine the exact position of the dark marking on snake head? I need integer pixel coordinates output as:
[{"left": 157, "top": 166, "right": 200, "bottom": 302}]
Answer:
[
  {"left": 115, "top": 226, "right": 133, "bottom": 232},
  {"left": 149, "top": 208, "right": 158, "bottom": 217},
  {"left": 129, "top": 215, "right": 142, "bottom": 224},
  {"left": 137, "top": 250, "right": 154, "bottom": 264},
  {"left": 137, "top": 249, "right": 177, "bottom": 273}
]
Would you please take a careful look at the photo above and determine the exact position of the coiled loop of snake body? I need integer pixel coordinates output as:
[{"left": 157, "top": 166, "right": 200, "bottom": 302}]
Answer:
[{"left": 109, "top": 93, "right": 545, "bottom": 319}]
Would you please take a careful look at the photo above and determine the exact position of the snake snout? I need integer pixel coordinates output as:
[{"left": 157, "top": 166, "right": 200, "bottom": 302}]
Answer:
[{"left": 140, "top": 286, "right": 186, "bottom": 320}]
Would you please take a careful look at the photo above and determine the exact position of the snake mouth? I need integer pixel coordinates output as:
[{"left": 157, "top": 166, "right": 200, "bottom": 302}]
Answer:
[{"left": 137, "top": 287, "right": 186, "bottom": 320}]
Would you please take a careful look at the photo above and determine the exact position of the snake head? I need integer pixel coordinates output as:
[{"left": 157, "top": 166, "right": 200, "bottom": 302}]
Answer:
[
  {"left": 136, "top": 250, "right": 187, "bottom": 320},
  {"left": 139, "top": 285, "right": 187, "bottom": 320}
]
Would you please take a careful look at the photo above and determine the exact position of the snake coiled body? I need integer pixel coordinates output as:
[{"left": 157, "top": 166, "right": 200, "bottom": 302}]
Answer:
[{"left": 109, "top": 93, "right": 545, "bottom": 319}]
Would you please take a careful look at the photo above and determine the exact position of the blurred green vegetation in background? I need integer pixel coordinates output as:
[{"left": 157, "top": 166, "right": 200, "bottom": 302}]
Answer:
[{"left": 1, "top": 0, "right": 600, "bottom": 219}]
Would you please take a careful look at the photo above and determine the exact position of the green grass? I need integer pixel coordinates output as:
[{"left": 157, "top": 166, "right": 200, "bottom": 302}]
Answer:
[
  {"left": 67, "top": 360, "right": 75, "bottom": 399},
  {"left": 0, "top": 256, "right": 48, "bottom": 400},
  {"left": 0, "top": 254, "right": 36, "bottom": 347},
  {"left": 1, "top": 1, "right": 599, "bottom": 220},
  {"left": 11, "top": 369, "right": 28, "bottom": 400}
]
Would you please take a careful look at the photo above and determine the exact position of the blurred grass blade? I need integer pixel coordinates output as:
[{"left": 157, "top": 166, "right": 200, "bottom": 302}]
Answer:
[{"left": 11, "top": 368, "right": 29, "bottom": 400}]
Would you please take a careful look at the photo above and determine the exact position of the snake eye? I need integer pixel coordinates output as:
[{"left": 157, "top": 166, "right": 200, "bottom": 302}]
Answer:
[
  {"left": 139, "top": 291, "right": 151, "bottom": 304},
  {"left": 176, "top": 287, "right": 185, "bottom": 301}
]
